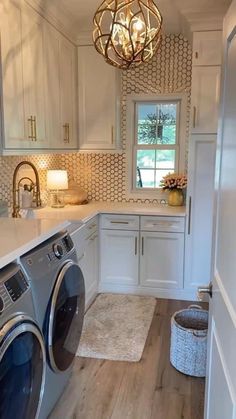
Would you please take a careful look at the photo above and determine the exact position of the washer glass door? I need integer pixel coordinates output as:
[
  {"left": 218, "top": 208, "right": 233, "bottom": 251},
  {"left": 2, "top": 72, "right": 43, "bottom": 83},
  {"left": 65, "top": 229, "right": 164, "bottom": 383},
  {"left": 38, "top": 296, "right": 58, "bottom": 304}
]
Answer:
[
  {"left": 48, "top": 262, "right": 85, "bottom": 372},
  {"left": 0, "top": 320, "right": 45, "bottom": 419}
]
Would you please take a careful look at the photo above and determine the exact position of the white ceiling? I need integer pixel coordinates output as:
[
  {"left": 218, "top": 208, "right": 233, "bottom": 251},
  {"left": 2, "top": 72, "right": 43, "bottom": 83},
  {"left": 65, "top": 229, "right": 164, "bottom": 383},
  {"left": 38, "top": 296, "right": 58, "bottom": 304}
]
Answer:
[{"left": 35, "top": 0, "right": 231, "bottom": 40}]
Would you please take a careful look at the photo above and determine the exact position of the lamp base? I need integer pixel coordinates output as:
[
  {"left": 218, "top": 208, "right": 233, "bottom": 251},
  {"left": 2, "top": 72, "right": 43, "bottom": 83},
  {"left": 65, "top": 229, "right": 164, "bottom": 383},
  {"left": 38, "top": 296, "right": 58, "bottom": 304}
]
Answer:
[{"left": 49, "top": 191, "right": 65, "bottom": 208}]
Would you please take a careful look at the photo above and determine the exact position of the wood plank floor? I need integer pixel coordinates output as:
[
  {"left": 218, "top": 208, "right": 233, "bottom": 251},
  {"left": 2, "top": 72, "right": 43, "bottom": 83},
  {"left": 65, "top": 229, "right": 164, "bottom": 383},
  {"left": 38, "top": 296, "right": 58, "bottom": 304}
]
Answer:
[{"left": 50, "top": 299, "right": 205, "bottom": 419}]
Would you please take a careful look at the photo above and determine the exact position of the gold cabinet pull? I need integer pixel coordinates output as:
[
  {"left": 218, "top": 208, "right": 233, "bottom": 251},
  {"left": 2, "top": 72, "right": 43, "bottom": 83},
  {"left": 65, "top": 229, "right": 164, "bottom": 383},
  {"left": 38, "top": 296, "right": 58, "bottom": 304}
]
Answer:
[
  {"left": 195, "top": 51, "right": 198, "bottom": 59},
  {"left": 33, "top": 116, "right": 37, "bottom": 141},
  {"left": 63, "top": 123, "right": 70, "bottom": 143},
  {"left": 28, "top": 116, "right": 34, "bottom": 140},
  {"left": 193, "top": 106, "right": 197, "bottom": 128},
  {"left": 28, "top": 116, "right": 37, "bottom": 141}
]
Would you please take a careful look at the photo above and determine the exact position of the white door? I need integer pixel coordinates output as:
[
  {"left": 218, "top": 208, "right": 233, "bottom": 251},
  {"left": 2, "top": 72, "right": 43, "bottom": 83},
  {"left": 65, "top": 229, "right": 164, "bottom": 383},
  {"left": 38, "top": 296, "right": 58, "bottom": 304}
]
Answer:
[{"left": 205, "top": 1, "right": 236, "bottom": 417}]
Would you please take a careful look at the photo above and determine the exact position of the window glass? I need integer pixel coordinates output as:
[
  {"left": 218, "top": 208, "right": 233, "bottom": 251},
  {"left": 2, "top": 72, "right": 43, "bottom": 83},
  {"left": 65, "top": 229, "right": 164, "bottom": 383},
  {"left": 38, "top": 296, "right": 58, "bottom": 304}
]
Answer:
[
  {"left": 137, "top": 102, "right": 177, "bottom": 145},
  {"left": 135, "top": 100, "right": 179, "bottom": 190}
]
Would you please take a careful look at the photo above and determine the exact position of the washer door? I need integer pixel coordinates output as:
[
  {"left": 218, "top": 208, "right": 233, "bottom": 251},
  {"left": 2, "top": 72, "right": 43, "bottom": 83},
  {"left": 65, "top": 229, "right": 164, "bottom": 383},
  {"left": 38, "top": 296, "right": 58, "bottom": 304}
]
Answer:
[
  {"left": 0, "top": 316, "right": 46, "bottom": 419},
  {"left": 48, "top": 261, "right": 85, "bottom": 372}
]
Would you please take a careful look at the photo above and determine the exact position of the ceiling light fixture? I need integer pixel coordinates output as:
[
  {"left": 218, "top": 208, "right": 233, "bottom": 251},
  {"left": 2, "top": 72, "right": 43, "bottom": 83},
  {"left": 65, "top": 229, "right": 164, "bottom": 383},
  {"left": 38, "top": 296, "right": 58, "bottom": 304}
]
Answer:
[{"left": 93, "top": 0, "right": 163, "bottom": 70}]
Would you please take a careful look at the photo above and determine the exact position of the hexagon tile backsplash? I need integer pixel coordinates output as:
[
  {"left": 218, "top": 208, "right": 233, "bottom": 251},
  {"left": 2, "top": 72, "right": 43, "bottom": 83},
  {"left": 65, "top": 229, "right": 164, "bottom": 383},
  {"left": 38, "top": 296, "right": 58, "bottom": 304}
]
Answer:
[{"left": 0, "top": 34, "right": 191, "bottom": 208}]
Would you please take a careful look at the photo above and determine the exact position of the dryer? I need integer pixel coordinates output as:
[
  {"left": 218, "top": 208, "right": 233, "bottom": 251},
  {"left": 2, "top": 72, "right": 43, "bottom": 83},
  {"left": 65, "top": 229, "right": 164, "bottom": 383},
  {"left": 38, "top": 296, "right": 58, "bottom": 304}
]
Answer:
[
  {"left": 21, "top": 231, "right": 85, "bottom": 419},
  {"left": 0, "top": 263, "right": 46, "bottom": 419}
]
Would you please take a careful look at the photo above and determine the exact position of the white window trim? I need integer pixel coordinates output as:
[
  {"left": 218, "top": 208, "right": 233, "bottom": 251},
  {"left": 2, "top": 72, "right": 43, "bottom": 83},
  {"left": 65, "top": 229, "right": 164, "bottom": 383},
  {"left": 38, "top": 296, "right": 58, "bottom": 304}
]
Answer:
[{"left": 125, "top": 93, "right": 188, "bottom": 200}]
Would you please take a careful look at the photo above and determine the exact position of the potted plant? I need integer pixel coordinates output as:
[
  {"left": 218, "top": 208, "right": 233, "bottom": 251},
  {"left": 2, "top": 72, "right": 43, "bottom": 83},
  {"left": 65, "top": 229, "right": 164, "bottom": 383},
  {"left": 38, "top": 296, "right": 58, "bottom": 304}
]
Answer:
[{"left": 160, "top": 173, "right": 187, "bottom": 206}]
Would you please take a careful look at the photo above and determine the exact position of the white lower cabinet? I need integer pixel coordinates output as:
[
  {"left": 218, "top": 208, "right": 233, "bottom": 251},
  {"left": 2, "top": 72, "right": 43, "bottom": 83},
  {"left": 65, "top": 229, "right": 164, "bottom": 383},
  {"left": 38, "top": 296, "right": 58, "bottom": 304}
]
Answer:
[
  {"left": 99, "top": 214, "right": 189, "bottom": 299},
  {"left": 140, "top": 232, "right": 184, "bottom": 289},
  {"left": 100, "top": 229, "right": 139, "bottom": 285},
  {"left": 70, "top": 218, "right": 99, "bottom": 309}
]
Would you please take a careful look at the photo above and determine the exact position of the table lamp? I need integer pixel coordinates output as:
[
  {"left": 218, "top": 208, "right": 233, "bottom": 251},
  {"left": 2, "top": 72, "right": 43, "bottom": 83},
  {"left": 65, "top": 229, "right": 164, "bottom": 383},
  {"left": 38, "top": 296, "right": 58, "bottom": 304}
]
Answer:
[{"left": 47, "top": 170, "right": 68, "bottom": 208}]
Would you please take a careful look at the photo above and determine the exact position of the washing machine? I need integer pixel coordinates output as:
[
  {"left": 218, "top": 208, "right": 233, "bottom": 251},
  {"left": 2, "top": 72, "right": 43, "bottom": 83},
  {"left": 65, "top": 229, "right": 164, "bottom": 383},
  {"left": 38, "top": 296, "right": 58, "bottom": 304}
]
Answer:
[
  {"left": 0, "top": 262, "right": 46, "bottom": 419},
  {"left": 21, "top": 231, "right": 85, "bottom": 419}
]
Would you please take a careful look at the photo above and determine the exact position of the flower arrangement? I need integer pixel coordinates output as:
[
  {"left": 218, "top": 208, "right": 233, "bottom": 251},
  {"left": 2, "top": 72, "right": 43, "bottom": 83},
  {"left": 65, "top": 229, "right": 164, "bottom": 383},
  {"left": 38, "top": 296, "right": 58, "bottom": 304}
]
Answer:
[{"left": 160, "top": 173, "right": 187, "bottom": 191}]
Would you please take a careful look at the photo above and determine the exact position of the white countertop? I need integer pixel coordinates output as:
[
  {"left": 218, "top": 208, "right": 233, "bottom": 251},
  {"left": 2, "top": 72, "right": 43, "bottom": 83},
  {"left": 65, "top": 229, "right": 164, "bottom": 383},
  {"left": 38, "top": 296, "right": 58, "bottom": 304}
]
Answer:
[
  {"left": 32, "top": 201, "right": 186, "bottom": 223},
  {"left": 0, "top": 218, "right": 70, "bottom": 269}
]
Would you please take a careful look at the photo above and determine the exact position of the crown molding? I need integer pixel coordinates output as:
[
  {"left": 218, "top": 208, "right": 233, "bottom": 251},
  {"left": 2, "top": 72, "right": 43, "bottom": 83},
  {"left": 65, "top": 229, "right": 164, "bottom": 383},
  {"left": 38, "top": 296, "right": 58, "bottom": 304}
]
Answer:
[
  {"left": 24, "top": 0, "right": 78, "bottom": 44},
  {"left": 77, "top": 31, "right": 93, "bottom": 46},
  {"left": 182, "top": 10, "right": 224, "bottom": 31}
]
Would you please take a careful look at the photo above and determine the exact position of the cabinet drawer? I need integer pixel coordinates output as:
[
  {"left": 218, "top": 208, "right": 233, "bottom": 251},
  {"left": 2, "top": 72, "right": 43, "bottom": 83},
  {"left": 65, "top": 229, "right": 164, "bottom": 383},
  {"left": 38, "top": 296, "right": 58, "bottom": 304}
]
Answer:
[
  {"left": 100, "top": 214, "right": 139, "bottom": 230},
  {"left": 85, "top": 216, "right": 98, "bottom": 237},
  {"left": 140, "top": 216, "right": 185, "bottom": 233}
]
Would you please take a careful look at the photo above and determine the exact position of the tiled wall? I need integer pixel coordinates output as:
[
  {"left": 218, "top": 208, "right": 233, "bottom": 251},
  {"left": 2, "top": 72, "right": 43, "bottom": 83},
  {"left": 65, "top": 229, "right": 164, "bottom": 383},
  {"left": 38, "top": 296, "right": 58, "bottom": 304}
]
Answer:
[
  {"left": 0, "top": 154, "right": 60, "bottom": 208},
  {"left": 0, "top": 34, "right": 192, "bottom": 208},
  {"left": 59, "top": 34, "right": 192, "bottom": 203}
]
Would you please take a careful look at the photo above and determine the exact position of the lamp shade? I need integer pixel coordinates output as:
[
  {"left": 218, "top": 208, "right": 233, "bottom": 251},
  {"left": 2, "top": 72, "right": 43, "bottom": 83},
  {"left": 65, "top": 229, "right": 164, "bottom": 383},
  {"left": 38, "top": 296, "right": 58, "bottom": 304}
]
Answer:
[{"left": 47, "top": 170, "right": 68, "bottom": 190}]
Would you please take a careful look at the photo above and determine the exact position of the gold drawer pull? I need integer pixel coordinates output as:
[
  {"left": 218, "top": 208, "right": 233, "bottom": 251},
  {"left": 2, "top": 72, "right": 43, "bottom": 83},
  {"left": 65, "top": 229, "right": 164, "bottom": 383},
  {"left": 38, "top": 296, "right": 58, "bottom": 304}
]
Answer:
[{"left": 110, "top": 221, "right": 129, "bottom": 225}]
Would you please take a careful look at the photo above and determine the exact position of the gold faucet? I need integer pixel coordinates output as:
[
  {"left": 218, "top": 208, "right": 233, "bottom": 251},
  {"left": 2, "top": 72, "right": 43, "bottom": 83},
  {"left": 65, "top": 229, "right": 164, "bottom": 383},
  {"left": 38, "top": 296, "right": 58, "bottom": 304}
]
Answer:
[{"left": 12, "top": 161, "right": 42, "bottom": 218}]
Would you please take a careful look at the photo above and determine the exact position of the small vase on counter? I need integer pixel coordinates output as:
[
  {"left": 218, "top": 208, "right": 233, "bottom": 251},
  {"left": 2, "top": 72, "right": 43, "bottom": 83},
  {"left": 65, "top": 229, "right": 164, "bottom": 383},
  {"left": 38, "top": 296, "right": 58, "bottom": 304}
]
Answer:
[
  {"left": 160, "top": 173, "right": 187, "bottom": 207},
  {"left": 168, "top": 189, "right": 184, "bottom": 206}
]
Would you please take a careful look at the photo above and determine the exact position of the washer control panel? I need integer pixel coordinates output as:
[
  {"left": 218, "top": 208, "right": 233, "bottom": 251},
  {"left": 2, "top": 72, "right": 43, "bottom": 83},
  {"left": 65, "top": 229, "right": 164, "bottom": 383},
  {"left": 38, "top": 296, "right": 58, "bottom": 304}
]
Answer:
[
  {"left": 0, "top": 266, "right": 29, "bottom": 315},
  {"left": 5, "top": 270, "right": 29, "bottom": 302}
]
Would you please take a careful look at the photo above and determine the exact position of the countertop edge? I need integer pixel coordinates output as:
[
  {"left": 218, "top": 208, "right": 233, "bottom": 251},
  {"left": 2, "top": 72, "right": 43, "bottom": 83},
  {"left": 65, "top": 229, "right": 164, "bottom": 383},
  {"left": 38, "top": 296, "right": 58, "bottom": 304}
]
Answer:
[{"left": 0, "top": 220, "right": 70, "bottom": 269}]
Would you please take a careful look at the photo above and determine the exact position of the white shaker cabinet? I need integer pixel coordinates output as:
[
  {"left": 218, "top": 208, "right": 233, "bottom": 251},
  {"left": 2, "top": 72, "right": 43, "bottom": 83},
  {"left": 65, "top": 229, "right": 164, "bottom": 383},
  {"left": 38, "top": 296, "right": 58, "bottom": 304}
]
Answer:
[
  {"left": 22, "top": 3, "right": 47, "bottom": 148},
  {"left": 100, "top": 229, "right": 139, "bottom": 286},
  {"left": 140, "top": 232, "right": 184, "bottom": 289},
  {"left": 70, "top": 218, "right": 99, "bottom": 309},
  {"left": 42, "top": 22, "right": 78, "bottom": 149},
  {"left": 0, "top": 0, "right": 29, "bottom": 149},
  {"left": 185, "top": 135, "right": 216, "bottom": 289},
  {"left": 59, "top": 37, "right": 77, "bottom": 149},
  {"left": 78, "top": 46, "right": 120, "bottom": 150},
  {"left": 191, "top": 66, "right": 221, "bottom": 134},
  {"left": 100, "top": 214, "right": 186, "bottom": 298},
  {"left": 0, "top": 0, "right": 78, "bottom": 152},
  {"left": 192, "top": 31, "right": 222, "bottom": 66}
]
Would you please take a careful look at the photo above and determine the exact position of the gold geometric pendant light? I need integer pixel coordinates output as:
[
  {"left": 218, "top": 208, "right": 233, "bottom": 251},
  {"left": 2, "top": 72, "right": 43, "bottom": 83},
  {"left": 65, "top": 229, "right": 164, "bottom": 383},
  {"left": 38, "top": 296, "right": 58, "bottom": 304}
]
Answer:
[{"left": 93, "top": 0, "right": 163, "bottom": 70}]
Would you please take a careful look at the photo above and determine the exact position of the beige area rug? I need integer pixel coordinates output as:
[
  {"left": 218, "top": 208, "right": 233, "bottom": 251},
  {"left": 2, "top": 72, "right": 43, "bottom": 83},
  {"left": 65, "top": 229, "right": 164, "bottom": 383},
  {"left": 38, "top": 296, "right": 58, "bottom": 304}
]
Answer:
[{"left": 77, "top": 294, "right": 156, "bottom": 362}]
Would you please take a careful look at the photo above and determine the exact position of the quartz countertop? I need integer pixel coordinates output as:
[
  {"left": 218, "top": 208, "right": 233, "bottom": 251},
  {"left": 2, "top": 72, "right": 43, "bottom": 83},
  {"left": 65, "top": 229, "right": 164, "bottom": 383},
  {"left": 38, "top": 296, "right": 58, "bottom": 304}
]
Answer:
[
  {"left": 0, "top": 218, "right": 70, "bottom": 269},
  {"left": 32, "top": 201, "right": 186, "bottom": 223}
]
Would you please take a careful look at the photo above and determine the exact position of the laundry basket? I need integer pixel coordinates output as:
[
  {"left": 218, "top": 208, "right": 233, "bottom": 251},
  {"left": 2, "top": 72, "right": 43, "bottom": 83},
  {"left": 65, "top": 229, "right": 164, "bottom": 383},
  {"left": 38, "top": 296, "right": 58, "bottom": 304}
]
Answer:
[{"left": 170, "top": 305, "right": 208, "bottom": 377}]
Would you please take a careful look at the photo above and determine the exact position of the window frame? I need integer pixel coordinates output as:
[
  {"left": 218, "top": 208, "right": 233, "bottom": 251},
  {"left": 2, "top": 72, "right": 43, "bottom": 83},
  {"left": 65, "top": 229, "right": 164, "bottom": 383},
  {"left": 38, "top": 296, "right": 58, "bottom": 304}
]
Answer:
[{"left": 126, "top": 93, "right": 187, "bottom": 200}]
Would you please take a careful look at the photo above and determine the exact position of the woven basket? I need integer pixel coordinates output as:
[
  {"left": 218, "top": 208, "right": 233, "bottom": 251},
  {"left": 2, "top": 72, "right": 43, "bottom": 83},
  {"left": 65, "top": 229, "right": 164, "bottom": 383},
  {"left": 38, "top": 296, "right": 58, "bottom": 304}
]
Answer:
[{"left": 170, "top": 305, "right": 208, "bottom": 377}]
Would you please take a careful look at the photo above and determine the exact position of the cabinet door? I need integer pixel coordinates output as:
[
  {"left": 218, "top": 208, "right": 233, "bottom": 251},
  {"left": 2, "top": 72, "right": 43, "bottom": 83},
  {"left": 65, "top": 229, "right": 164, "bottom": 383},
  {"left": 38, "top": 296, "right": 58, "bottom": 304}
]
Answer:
[
  {"left": 185, "top": 135, "right": 216, "bottom": 289},
  {"left": 0, "top": 0, "right": 29, "bottom": 148},
  {"left": 78, "top": 46, "right": 119, "bottom": 150},
  {"left": 100, "top": 230, "right": 139, "bottom": 285},
  {"left": 80, "top": 233, "right": 98, "bottom": 308},
  {"left": 140, "top": 232, "right": 184, "bottom": 289},
  {"left": 43, "top": 22, "right": 61, "bottom": 148},
  {"left": 192, "top": 31, "right": 222, "bottom": 66},
  {"left": 59, "top": 37, "right": 77, "bottom": 149},
  {"left": 22, "top": 3, "right": 48, "bottom": 148},
  {"left": 191, "top": 66, "right": 220, "bottom": 134},
  {"left": 191, "top": 66, "right": 221, "bottom": 134}
]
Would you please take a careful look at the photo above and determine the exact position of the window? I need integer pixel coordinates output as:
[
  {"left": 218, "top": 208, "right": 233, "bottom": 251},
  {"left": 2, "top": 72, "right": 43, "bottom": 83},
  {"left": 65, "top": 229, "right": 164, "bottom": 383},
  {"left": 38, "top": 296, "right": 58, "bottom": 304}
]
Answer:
[{"left": 126, "top": 94, "right": 187, "bottom": 198}]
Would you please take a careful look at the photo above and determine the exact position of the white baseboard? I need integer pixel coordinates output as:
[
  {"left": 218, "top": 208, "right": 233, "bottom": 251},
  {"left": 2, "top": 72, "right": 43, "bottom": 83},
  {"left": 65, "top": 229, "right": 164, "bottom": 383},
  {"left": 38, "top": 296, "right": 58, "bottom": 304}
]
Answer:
[{"left": 98, "top": 283, "right": 198, "bottom": 301}]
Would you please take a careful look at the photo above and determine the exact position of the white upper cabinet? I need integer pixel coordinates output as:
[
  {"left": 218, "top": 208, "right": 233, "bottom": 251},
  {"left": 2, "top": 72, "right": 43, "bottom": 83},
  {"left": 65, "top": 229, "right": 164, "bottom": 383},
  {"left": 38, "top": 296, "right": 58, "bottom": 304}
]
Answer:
[
  {"left": 44, "top": 23, "right": 78, "bottom": 149},
  {"left": 191, "top": 66, "right": 221, "bottom": 134},
  {"left": 22, "top": 3, "right": 47, "bottom": 148},
  {"left": 1, "top": 0, "right": 28, "bottom": 148},
  {"left": 78, "top": 46, "right": 120, "bottom": 150},
  {"left": 192, "top": 31, "right": 222, "bottom": 66},
  {"left": 190, "top": 30, "right": 222, "bottom": 134},
  {"left": 59, "top": 37, "right": 77, "bottom": 149},
  {"left": 0, "top": 0, "right": 78, "bottom": 152}
]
